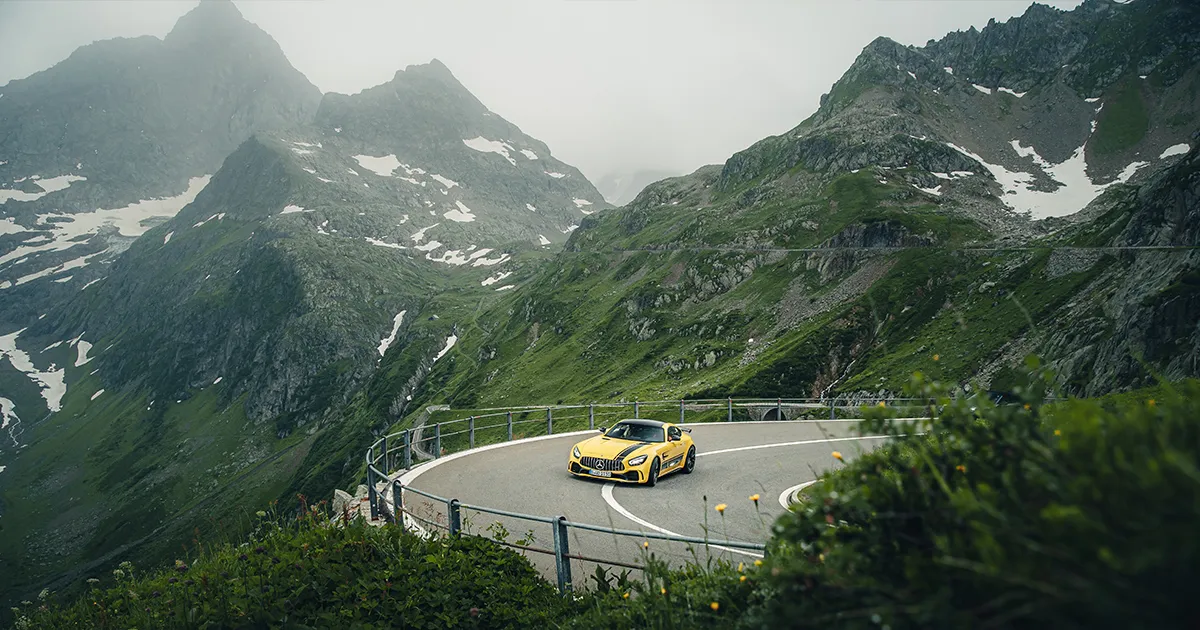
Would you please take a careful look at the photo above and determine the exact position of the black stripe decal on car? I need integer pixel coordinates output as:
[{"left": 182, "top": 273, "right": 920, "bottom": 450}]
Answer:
[{"left": 615, "top": 443, "right": 644, "bottom": 462}]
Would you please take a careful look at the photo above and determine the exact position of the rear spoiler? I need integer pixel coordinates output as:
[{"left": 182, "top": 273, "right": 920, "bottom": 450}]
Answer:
[{"left": 681, "top": 427, "right": 692, "bottom": 433}]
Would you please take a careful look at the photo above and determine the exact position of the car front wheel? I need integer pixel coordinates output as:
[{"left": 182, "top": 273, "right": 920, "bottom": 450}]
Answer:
[
  {"left": 645, "top": 459, "right": 660, "bottom": 487},
  {"left": 683, "top": 446, "right": 696, "bottom": 474}
]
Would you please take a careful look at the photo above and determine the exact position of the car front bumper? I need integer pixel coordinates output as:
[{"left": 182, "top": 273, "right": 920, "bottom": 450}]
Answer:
[{"left": 567, "top": 459, "right": 645, "bottom": 483}]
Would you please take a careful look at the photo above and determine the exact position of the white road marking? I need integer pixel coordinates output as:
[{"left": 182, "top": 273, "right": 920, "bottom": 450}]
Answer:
[
  {"left": 698, "top": 434, "right": 890, "bottom": 457},
  {"left": 601, "top": 483, "right": 763, "bottom": 559},
  {"left": 394, "top": 429, "right": 595, "bottom": 536},
  {"left": 602, "top": 434, "right": 892, "bottom": 559},
  {"left": 778, "top": 480, "right": 819, "bottom": 509}
]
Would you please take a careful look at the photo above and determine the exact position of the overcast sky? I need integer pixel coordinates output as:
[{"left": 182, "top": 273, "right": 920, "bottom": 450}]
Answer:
[{"left": 0, "top": 0, "right": 1085, "bottom": 183}]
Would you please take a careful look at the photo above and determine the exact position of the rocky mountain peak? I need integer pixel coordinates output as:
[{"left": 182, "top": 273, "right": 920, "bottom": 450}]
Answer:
[{"left": 164, "top": 0, "right": 253, "bottom": 47}]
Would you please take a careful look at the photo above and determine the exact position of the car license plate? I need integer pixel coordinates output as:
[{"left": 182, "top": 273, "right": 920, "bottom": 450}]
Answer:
[{"left": 589, "top": 469, "right": 612, "bottom": 478}]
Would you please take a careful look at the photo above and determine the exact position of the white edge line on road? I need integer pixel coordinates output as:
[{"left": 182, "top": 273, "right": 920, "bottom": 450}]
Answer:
[
  {"left": 394, "top": 430, "right": 596, "bottom": 536},
  {"left": 778, "top": 480, "right": 819, "bottom": 510},
  {"left": 697, "top": 433, "right": 890, "bottom": 458},
  {"left": 601, "top": 434, "right": 892, "bottom": 560},
  {"left": 601, "top": 484, "right": 764, "bottom": 559}
]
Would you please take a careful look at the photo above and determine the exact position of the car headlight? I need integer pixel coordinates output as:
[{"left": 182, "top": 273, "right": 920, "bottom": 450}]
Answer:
[
  {"left": 627, "top": 455, "right": 647, "bottom": 466},
  {"left": 572, "top": 446, "right": 581, "bottom": 458}
]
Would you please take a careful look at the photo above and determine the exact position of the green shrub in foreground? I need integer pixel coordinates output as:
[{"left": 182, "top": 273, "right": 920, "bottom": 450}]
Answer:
[
  {"left": 11, "top": 501, "right": 572, "bottom": 629},
  {"left": 757, "top": 364, "right": 1200, "bottom": 629}
]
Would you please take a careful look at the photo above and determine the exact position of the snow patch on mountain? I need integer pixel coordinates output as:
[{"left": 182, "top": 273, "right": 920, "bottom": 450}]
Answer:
[
  {"left": 75, "top": 339, "right": 94, "bottom": 367},
  {"left": 377, "top": 310, "right": 407, "bottom": 357},
  {"left": 280, "top": 204, "right": 308, "bottom": 215},
  {"left": 411, "top": 223, "right": 439, "bottom": 243},
  {"left": 947, "top": 134, "right": 1147, "bottom": 219},
  {"left": 433, "top": 335, "right": 458, "bottom": 362},
  {"left": 0, "top": 328, "right": 66, "bottom": 412},
  {"left": 0, "top": 218, "right": 24, "bottom": 235},
  {"left": 430, "top": 174, "right": 458, "bottom": 189},
  {"left": 463, "top": 137, "right": 516, "bottom": 165},
  {"left": 545, "top": 171, "right": 566, "bottom": 179},
  {"left": 481, "top": 271, "right": 512, "bottom": 287},
  {"left": 471, "top": 253, "right": 510, "bottom": 267},
  {"left": 997, "top": 87, "right": 1027, "bottom": 98},
  {"left": 526, "top": 203, "right": 536, "bottom": 212},
  {"left": 427, "top": 249, "right": 472, "bottom": 265},
  {"left": 1160, "top": 143, "right": 1191, "bottom": 159},
  {"left": 0, "top": 174, "right": 88, "bottom": 204},
  {"left": 365, "top": 237, "right": 406, "bottom": 250},
  {"left": 520, "top": 149, "right": 538, "bottom": 160},
  {"left": 538, "top": 234, "right": 550, "bottom": 246},
  {"left": 0, "top": 175, "right": 210, "bottom": 274},
  {"left": 443, "top": 201, "right": 477, "bottom": 223}
]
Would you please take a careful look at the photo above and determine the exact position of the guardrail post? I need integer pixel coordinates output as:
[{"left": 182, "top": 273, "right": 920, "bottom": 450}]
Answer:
[
  {"left": 448, "top": 499, "right": 461, "bottom": 536},
  {"left": 777, "top": 398, "right": 782, "bottom": 422},
  {"left": 381, "top": 435, "right": 389, "bottom": 473},
  {"left": 680, "top": 399, "right": 685, "bottom": 424},
  {"left": 367, "top": 465, "right": 379, "bottom": 520},
  {"left": 547, "top": 408, "right": 553, "bottom": 435},
  {"left": 553, "top": 516, "right": 572, "bottom": 594},
  {"left": 634, "top": 400, "right": 639, "bottom": 418},
  {"left": 403, "top": 430, "right": 412, "bottom": 469},
  {"left": 434, "top": 423, "right": 442, "bottom": 458},
  {"left": 728, "top": 397, "right": 733, "bottom": 422},
  {"left": 507, "top": 411, "right": 513, "bottom": 441},
  {"left": 469, "top": 416, "right": 475, "bottom": 449},
  {"left": 392, "top": 478, "right": 403, "bottom": 523},
  {"left": 830, "top": 400, "right": 836, "bottom": 420},
  {"left": 589, "top": 404, "right": 595, "bottom": 430}
]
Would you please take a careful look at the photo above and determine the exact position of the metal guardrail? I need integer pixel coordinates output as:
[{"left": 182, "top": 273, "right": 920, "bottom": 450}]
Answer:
[{"left": 362, "top": 397, "right": 934, "bottom": 593}]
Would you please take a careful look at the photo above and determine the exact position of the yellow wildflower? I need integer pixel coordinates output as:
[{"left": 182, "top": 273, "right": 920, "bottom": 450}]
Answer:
[
  {"left": 956, "top": 465, "right": 966, "bottom": 473},
  {"left": 737, "top": 562, "right": 744, "bottom": 572},
  {"left": 715, "top": 503, "right": 727, "bottom": 514},
  {"left": 1149, "top": 399, "right": 1156, "bottom": 407},
  {"left": 832, "top": 451, "right": 844, "bottom": 461},
  {"left": 740, "top": 575, "right": 747, "bottom": 582},
  {"left": 933, "top": 354, "right": 939, "bottom": 361},
  {"left": 1054, "top": 429, "right": 1061, "bottom": 436},
  {"left": 661, "top": 587, "right": 667, "bottom": 595},
  {"left": 754, "top": 559, "right": 763, "bottom": 567},
  {"left": 622, "top": 592, "right": 629, "bottom": 599},
  {"left": 710, "top": 602, "right": 720, "bottom": 611},
  {"left": 642, "top": 541, "right": 649, "bottom": 549},
  {"left": 749, "top": 494, "right": 760, "bottom": 503}
]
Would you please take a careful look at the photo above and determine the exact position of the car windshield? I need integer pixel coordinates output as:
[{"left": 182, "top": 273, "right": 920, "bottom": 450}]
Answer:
[{"left": 604, "top": 422, "right": 664, "bottom": 443}]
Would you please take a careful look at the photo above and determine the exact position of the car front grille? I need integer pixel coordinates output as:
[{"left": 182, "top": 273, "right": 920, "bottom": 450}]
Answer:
[{"left": 580, "top": 456, "right": 621, "bottom": 471}]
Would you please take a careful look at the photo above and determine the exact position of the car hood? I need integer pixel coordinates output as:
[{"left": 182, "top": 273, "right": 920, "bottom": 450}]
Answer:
[{"left": 576, "top": 435, "right": 657, "bottom": 459}]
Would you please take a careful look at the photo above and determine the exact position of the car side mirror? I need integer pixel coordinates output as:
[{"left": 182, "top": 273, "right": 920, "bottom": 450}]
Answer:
[{"left": 598, "top": 426, "right": 607, "bottom": 433}]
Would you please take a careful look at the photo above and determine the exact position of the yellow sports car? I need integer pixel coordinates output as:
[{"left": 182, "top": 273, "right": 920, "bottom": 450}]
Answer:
[{"left": 567, "top": 419, "right": 695, "bottom": 486}]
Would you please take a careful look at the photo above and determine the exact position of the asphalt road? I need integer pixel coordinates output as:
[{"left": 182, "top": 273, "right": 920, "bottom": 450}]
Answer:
[{"left": 393, "top": 420, "right": 890, "bottom": 585}]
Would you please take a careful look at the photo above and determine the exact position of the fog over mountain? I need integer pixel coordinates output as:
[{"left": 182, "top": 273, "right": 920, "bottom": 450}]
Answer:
[{"left": 0, "top": 0, "right": 1086, "bottom": 186}]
